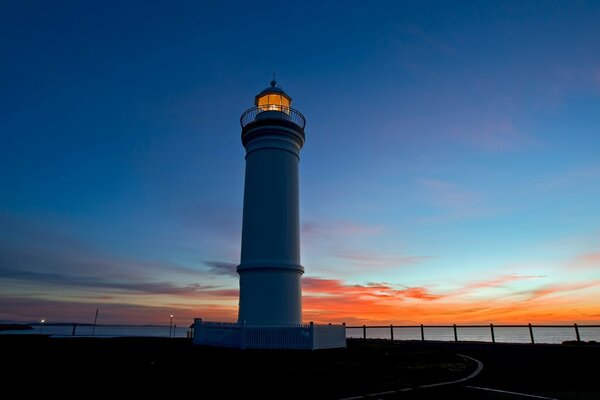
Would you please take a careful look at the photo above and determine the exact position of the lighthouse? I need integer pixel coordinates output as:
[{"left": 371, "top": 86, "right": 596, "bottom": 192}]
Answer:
[
  {"left": 237, "top": 79, "right": 305, "bottom": 325},
  {"left": 193, "top": 81, "right": 345, "bottom": 349}
]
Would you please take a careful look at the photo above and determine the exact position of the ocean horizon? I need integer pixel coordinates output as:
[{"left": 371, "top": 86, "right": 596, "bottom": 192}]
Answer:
[{"left": 2, "top": 323, "right": 599, "bottom": 344}]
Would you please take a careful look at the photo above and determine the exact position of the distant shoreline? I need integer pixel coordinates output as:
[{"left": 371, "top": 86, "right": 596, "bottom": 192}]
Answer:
[{"left": 0, "top": 324, "right": 32, "bottom": 331}]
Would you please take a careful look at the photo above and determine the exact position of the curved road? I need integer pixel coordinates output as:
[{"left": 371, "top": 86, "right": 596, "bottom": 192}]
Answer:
[{"left": 366, "top": 341, "right": 600, "bottom": 399}]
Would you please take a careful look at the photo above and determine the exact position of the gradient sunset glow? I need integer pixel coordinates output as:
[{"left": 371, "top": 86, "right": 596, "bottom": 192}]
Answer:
[{"left": 1, "top": 1, "right": 600, "bottom": 327}]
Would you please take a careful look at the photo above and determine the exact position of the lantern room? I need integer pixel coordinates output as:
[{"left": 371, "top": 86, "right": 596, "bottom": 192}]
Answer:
[{"left": 255, "top": 80, "right": 291, "bottom": 112}]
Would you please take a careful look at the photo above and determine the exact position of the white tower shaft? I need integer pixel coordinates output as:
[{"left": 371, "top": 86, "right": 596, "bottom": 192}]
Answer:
[{"left": 237, "top": 124, "right": 304, "bottom": 325}]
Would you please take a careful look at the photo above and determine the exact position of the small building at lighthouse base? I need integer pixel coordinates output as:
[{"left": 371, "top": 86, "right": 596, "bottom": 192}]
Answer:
[{"left": 192, "top": 319, "right": 346, "bottom": 350}]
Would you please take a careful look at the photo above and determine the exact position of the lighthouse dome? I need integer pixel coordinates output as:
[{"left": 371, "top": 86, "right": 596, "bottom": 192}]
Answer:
[{"left": 255, "top": 80, "right": 292, "bottom": 111}]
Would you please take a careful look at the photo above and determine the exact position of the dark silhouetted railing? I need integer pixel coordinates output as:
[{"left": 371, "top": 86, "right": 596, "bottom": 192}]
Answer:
[
  {"left": 240, "top": 106, "right": 306, "bottom": 129},
  {"left": 345, "top": 323, "right": 600, "bottom": 344}
]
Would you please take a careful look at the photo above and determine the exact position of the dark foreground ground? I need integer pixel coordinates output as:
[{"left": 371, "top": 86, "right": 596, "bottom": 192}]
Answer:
[
  {"left": 385, "top": 341, "right": 600, "bottom": 400},
  {"left": 2, "top": 336, "right": 599, "bottom": 399}
]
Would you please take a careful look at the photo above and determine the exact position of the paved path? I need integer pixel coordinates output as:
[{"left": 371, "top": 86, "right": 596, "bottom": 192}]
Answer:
[{"left": 353, "top": 341, "right": 600, "bottom": 399}]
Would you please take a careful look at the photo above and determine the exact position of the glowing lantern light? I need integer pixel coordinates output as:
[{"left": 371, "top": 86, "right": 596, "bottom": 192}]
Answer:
[{"left": 255, "top": 79, "right": 291, "bottom": 113}]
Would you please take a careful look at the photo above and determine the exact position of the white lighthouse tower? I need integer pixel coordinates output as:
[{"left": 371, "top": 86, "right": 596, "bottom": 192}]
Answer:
[
  {"left": 237, "top": 79, "right": 304, "bottom": 325},
  {"left": 193, "top": 81, "right": 345, "bottom": 349}
]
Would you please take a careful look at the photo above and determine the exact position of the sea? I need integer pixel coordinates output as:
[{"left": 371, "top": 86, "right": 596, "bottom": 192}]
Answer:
[
  {"left": 0, "top": 324, "right": 189, "bottom": 338},
  {"left": 2, "top": 324, "right": 599, "bottom": 344}
]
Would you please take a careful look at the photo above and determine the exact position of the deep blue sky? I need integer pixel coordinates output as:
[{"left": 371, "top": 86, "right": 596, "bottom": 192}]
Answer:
[{"left": 1, "top": 1, "right": 600, "bottom": 324}]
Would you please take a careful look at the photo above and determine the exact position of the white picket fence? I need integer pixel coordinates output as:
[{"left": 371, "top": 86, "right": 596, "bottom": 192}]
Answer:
[{"left": 192, "top": 319, "right": 346, "bottom": 350}]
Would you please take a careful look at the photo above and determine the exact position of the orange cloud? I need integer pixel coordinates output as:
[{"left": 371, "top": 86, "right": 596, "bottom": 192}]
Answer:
[
  {"left": 4, "top": 274, "right": 599, "bottom": 326},
  {"left": 301, "top": 276, "right": 600, "bottom": 325},
  {"left": 400, "top": 287, "right": 441, "bottom": 300},
  {"left": 302, "top": 277, "right": 447, "bottom": 324},
  {"left": 572, "top": 252, "right": 600, "bottom": 268},
  {"left": 303, "top": 277, "right": 440, "bottom": 300}
]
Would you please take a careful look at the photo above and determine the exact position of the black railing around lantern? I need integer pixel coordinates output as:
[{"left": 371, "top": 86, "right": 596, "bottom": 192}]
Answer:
[{"left": 240, "top": 106, "right": 306, "bottom": 130}]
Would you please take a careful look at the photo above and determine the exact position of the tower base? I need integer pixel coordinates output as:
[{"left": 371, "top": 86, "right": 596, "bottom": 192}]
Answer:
[{"left": 192, "top": 319, "right": 346, "bottom": 350}]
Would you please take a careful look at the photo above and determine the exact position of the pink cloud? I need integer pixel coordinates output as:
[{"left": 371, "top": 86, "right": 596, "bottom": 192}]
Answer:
[
  {"left": 0, "top": 296, "right": 237, "bottom": 325},
  {"left": 301, "top": 220, "right": 384, "bottom": 239},
  {"left": 302, "top": 277, "right": 347, "bottom": 294},
  {"left": 527, "top": 280, "right": 600, "bottom": 301},
  {"left": 461, "top": 118, "right": 528, "bottom": 151},
  {"left": 416, "top": 179, "right": 478, "bottom": 209},
  {"left": 460, "top": 274, "right": 546, "bottom": 292},
  {"left": 303, "top": 277, "right": 395, "bottom": 297},
  {"left": 540, "top": 165, "right": 600, "bottom": 190},
  {"left": 572, "top": 253, "right": 600, "bottom": 268},
  {"left": 439, "top": 101, "right": 539, "bottom": 152},
  {"left": 202, "top": 289, "right": 239, "bottom": 298},
  {"left": 333, "top": 250, "right": 429, "bottom": 267},
  {"left": 415, "top": 178, "right": 498, "bottom": 221},
  {"left": 301, "top": 220, "right": 427, "bottom": 272}
]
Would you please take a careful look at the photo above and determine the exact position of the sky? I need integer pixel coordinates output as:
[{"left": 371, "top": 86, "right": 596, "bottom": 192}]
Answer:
[{"left": 1, "top": 1, "right": 600, "bottom": 327}]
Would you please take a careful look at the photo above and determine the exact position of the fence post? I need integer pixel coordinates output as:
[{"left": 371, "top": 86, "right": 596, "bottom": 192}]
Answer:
[
  {"left": 574, "top": 323, "right": 581, "bottom": 343},
  {"left": 390, "top": 324, "right": 394, "bottom": 341},
  {"left": 241, "top": 322, "right": 246, "bottom": 350},
  {"left": 420, "top": 324, "right": 425, "bottom": 341},
  {"left": 363, "top": 324, "right": 366, "bottom": 340},
  {"left": 453, "top": 324, "right": 458, "bottom": 342},
  {"left": 72, "top": 323, "right": 77, "bottom": 336},
  {"left": 490, "top": 323, "right": 495, "bottom": 343},
  {"left": 528, "top": 323, "right": 535, "bottom": 344}
]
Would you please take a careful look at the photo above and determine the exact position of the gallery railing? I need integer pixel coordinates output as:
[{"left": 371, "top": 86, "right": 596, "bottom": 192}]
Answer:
[{"left": 240, "top": 106, "right": 306, "bottom": 130}]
